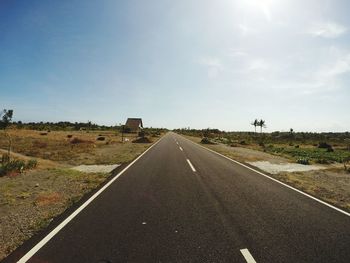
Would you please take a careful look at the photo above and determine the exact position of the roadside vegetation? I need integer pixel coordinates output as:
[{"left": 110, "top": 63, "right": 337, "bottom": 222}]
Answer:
[
  {"left": 175, "top": 127, "right": 350, "bottom": 213},
  {"left": 174, "top": 128, "right": 350, "bottom": 167},
  {"left": 0, "top": 110, "right": 166, "bottom": 260}
]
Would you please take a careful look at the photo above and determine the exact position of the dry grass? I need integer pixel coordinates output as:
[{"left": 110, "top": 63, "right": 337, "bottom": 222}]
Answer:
[
  {"left": 0, "top": 129, "right": 162, "bottom": 261},
  {"left": 274, "top": 169, "right": 350, "bottom": 211},
  {"left": 0, "top": 129, "right": 152, "bottom": 165},
  {"left": 0, "top": 168, "right": 111, "bottom": 260}
]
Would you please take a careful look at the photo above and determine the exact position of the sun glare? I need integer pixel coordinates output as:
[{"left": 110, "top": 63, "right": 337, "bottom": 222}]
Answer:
[{"left": 240, "top": 0, "right": 278, "bottom": 21}]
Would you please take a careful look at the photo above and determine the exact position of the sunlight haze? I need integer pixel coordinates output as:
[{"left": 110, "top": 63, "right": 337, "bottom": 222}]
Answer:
[{"left": 1, "top": 0, "right": 349, "bottom": 131}]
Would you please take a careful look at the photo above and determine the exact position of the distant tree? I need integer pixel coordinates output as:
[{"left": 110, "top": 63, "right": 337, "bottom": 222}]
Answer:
[
  {"left": 0, "top": 109, "right": 13, "bottom": 129},
  {"left": 289, "top": 128, "right": 294, "bottom": 138},
  {"left": 251, "top": 119, "right": 259, "bottom": 133},
  {"left": 0, "top": 109, "right": 14, "bottom": 160},
  {"left": 258, "top": 119, "right": 266, "bottom": 134}
]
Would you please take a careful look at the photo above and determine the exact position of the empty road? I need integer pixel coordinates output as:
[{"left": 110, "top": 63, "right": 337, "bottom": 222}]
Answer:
[{"left": 5, "top": 132, "right": 350, "bottom": 263}]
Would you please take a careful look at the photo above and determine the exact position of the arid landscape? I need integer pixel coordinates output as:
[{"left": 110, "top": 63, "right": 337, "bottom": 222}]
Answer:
[
  {"left": 0, "top": 127, "right": 161, "bottom": 260},
  {"left": 2, "top": 1, "right": 350, "bottom": 262},
  {"left": 177, "top": 129, "right": 350, "bottom": 213}
]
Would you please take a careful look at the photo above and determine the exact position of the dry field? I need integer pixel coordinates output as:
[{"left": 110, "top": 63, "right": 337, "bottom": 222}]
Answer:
[
  {"left": 0, "top": 129, "right": 153, "bottom": 166},
  {"left": 0, "top": 129, "right": 160, "bottom": 260},
  {"left": 183, "top": 135, "right": 350, "bottom": 213}
]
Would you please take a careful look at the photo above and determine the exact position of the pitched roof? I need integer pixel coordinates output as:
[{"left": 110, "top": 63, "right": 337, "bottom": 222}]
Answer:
[{"left": 125, "top": 118, "right": 143, "bottom": 130}]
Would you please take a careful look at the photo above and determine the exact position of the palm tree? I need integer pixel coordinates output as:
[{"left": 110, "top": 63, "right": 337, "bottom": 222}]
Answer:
[
  {"left": 251, "top": 119, "right": 259, "bottom": 133},
  {"left": 258, "top": 119, "right": 266, "bottom": 134}
]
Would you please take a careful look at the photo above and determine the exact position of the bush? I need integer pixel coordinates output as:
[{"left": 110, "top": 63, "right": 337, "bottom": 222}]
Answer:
[
  {"left": 316, "top": 158, "right": 329, "bottom": 164},
  {"left": 297, "top": 158, "right": 310, "bottom": 165},
  {"left": 0, "top": 159, "right": 25, "bottom": 176},
  {"left": 70, "top": 138, "right": 92, "bottom": 144},
  {"left": 0, "top": 158, "right": 38, "bottom": 177},
  {"left": 326, "top": 147, "right": 334, "bottom": 152},
  {"left": 39, "top": 132, "right": 48, "bottom": 136},
  {"left": 26, "top": 159, "right": 38, "bottom": 169},
  {"left": 67, "top": 134, "right": 73, "bottom": 138},
  {"left": 1, "top": 153, "right": 10, "bottom": 164},
  {"left": 318, "top": 142, "right": 332, "bottom": 149},
  {"left": 240, "top": 140, "right": 247, "bottom": 145},
  {"left": 201, "top": 137, "right": 215, "bottom": 144},
  {"left": 132, "top": 137, "right": 151, "bottom": 143},
  {"left": 138, "top": 131, "right": 145, "bottom": 138},
  {"left": 97, "top": 136, "right": 105, "bottom": 141},
  {"left": 295, "top": 145, "right": 300, "bottom": 148}
]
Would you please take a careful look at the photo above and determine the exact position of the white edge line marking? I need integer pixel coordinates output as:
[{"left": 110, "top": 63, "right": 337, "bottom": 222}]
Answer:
[
  {"left": 186, "top": 159, "right": 196, "bottom": 172},
  {"left": 240, "top": 248, "right": 257, "bottom": 263},
  {"left": 180, "top": 135, "right": 350, "bottom": 217},
  {"left": 179, "top": 146, "right": 183, "bottom": 151},
  {"left": 17, "top": 136, "right": 165, "bottom": 263},
  {"left": 176, "top": 141, "right": 179, "bottom": 145}
]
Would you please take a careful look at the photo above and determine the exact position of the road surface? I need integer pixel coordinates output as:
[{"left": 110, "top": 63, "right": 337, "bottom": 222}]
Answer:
[{"left": 4, "top": 132, "right": 350, "bottom": 263}]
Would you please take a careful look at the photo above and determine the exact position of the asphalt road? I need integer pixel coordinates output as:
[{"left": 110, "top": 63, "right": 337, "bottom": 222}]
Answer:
[{"left": 5, "top": 132, "right": 350, "bottom": 263}]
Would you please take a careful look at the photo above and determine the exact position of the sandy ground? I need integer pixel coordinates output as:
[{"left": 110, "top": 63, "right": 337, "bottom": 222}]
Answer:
[
  {"left": 72, "top": 164, "right": 120, "bottom": 173},
  {"left": 248, "top": 161, "right": 326, "bottom": 174}
]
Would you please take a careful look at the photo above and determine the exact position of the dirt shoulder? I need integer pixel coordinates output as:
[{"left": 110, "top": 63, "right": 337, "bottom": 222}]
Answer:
[
  {"left": 183, "top": 135, "right": 350, "bottom": 213},
  {"left": 0, "top": 129, "right": 162, "bottom": 261}
]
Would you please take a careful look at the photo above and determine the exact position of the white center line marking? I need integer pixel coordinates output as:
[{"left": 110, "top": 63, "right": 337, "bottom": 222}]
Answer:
[
  {"left": 179, "top": 146, "right": 183, "bottom": 151},
  {"left": 240, "top": 249, "right": 257, "bottom": 263},
  {"left": 186, "top": 159, "right": 196, "bottom": 172}
]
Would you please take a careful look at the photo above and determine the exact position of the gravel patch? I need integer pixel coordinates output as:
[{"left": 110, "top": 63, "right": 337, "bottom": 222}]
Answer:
[
  {"left": 72, "top": 164, "right": 120, "bottom": 173},
  {"left": 248, "top": 161, "right": 326, "bottom": 174}
]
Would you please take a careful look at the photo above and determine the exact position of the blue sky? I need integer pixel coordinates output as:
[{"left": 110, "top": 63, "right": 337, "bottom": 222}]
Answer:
[{"left": 1, "top": 0, "right": 350, "bottom": 131}]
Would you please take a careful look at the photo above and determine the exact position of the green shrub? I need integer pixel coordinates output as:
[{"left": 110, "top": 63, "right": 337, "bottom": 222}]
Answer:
[
  {"left": 0, "top": 159, "right": 25, "bottom": 176},
  {"left": 318, "top": 142, "right": 332, "bottom": 149},
  {"left": 326, "top": 147, "right": 334, "bottom": 152},
  {"left": 316, "top": 158, "right": 329, "bottom": 164},
  {"left": 0, "top": 158, "right": 38, "bottom": 176},
  {"left": 297, "top": 158, "right": 310, "bottom": 165},
  {"left": 201, "top": 137, "right": 215, "bottom": 144}
]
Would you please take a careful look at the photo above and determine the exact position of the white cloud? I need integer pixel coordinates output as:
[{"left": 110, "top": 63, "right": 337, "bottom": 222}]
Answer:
[
  {"left": 237, "top": 24, "right": 256, "bottom": 36},
  {"left": 228, "top": 48, "right": 248, "bottom": 57},
  {"left": 197, "top": 56, "right": 223, "bottom": 79},
  {"left": 310, "top": 53, "right": 350, "bottom": 90},
  {"left": 282, "top": 48, "right": 350, "bottom": 95},
  {"left": 247, "top": 58, "right": 270, "bottom": 72},
  {"left": 198, "top": 57, "right": 222, "bottom": 68},
  {"left": 326, "top": 55, "right": 350, "bottom": 76},
  {"left": 308, "top": 21, "right": 347, "bottom": 38}
]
